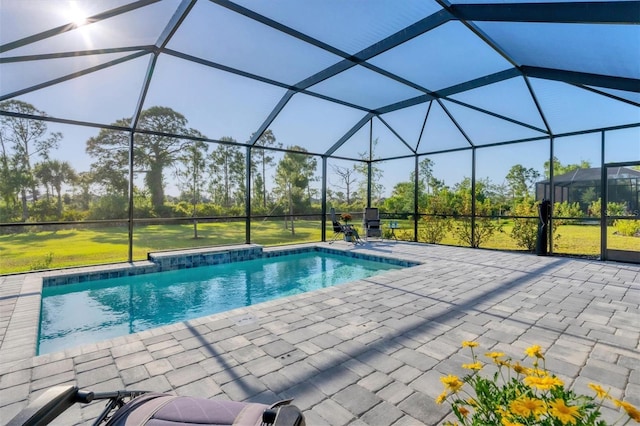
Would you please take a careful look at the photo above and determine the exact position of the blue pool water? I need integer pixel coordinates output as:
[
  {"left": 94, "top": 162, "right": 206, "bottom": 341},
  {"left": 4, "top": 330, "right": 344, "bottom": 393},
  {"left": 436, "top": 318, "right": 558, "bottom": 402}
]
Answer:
[{"left": 38, "top": 251, "right": 403, "bottom": 354}]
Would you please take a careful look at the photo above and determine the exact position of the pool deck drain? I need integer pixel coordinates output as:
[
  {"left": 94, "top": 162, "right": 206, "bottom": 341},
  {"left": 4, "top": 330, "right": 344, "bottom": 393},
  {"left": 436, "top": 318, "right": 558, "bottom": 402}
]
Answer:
[{"left": 1, "top": 242, "right": 639, "bottom": 425}]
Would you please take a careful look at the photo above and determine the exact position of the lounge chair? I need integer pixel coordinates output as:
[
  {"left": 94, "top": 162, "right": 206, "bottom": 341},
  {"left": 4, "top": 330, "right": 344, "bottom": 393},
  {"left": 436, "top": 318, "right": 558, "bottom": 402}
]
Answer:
[
  {"left": 329, "top": 208, "right": 345, "bottom": 243},
  {"left": 329, "top": 208, "right": 362, "bottom": 245},
  {"left": 363, "top": 207, "right": 382, "bottom": 240},
  {"left": 8, "top": 385, "right": 305, "bottom": 426}
]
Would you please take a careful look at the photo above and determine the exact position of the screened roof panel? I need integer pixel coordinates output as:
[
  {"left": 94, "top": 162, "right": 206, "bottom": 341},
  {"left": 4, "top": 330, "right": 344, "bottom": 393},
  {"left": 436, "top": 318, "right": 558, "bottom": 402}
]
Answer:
[
  {"left": 1, "top": 1, "right": 180, "bottom": 58},
  {"left": 371, "top": 117, "right": 415, "bottom": 159},
  {"left": 1, "top": 52, "right": 133, "bottom": 98},
  {"left": 417, "top": 102, "right": 472, "bottom": 153},
  {"left": 587, "top": 87, "right": 640, "bottom": 105},
  {"left": 380, "top": 103, "right": 431, "bottom": 151},
  {"left": 13, "top": 54, "right": 151, "bottom": 124},
  {"left": 440, "top": 99, "right": 547, "bottom": 145},
  {"left": 448, "top": 77, "right": 547, "bottom": 130},
  {"left": 530, "top": 78, "right": 640, "bottom": 134},
  {"left": 0, "top": 0, "right": 638, "bottom": 166},
  {"left": 166, "top": 1, "right": 342, "bottom": 85},
  {"left": 141, "top": 54, "right": 288, "bottom": 143},
  {"left": 307, "top": 65, "right": 424, "bottom": 110},
  {"left": 476, "top": 22, "right": 640, "bottom": 80},
  {"left": 231, "top": 0, "right": 443, "bottom": 54},
  {"left": 369, "top": 21, "right": 514, "bottom": 92},
  {"left": 266, "top": 93, "right": 367, "bottom": 155},
  {"left": 332, "top": 125, "right": 371, "bottom": 160}
]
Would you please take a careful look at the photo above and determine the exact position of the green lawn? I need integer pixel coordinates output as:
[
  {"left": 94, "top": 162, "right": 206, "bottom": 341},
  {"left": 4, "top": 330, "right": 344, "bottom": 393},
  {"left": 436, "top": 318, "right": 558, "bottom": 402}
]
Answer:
[
  {"left": 1, "top": 219, "right": 637, "bottom": 274},
  {"left": 0, "top": 219, "right": 322, "bottom": 274},
  {"left": 413, "top": 220, "right": 637, "bottom": 256}
]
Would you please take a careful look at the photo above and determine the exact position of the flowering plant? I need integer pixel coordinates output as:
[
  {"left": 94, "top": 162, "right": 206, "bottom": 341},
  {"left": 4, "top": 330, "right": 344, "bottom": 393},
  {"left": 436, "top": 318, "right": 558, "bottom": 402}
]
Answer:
[
  {"left": 340, "top": 213, "right": 352, "bottom": 223},
  {"left": 437, "top": 342, "right": 639, "bottom": 425}
]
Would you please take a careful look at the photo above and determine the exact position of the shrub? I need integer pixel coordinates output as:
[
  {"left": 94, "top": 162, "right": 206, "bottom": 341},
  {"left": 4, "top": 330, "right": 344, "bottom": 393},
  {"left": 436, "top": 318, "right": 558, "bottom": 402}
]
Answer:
[
  {"left": 86, "top": 195, "right": 127, "bottom": 220},
  {"left": 30, "top": 198, "right": 58, "bottom": 221},
  {"left": 393, "top": 228, "right": 413, "bottom": 241},
  {"left": 60, "top": 209, "right": 86, "bottom": 221},
  {"left": 614, "top": 219, "right": 640, "bottom": 237},
  {"left": 554, "top": 201, "right": 583, "bottom": 225},
  {"left": 170, "top": 201, "right": 193, "bottom": 218},
  {"left": 607, "top": 202, "right": 629, "bottom": 217},
  {"left": 420, "top": 215, "right": 451, "bottom": 244},
  {"left": 437, "top": 342, "right": 640, "bottom": 425},
  {"left": 510, "top": 199, "right": 539, "bottom": 251},
  {"left": 589, "top": 200, "right": 629, "bottom": 223},
  {"left": 451, "top": 195, "right": 503, "bottom": 248},
  {"left": 0, "top": 203, "right": 21, "bottom": 223}
]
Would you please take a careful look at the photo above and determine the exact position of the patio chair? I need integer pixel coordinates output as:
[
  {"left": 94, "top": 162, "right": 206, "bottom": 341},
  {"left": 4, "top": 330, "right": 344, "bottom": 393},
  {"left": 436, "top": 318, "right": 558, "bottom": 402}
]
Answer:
[
  {"left": 8, "top": 385, "right": 305, "bottom": 426},
  {"left": 363, "top": 207, "right": 382, "bottom": 240},
  {"left": 329, "top": 208, "right": 363, "bottom": 245},
  {"left": 329, "top": 208, "right": 345, "bottom": 243}
]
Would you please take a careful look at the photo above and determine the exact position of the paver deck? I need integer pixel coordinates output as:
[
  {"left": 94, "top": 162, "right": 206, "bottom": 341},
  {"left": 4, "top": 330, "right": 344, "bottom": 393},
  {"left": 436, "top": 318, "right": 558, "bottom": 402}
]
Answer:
[{"left": 1, "top": 242, "right": 639, "bottom": 425}]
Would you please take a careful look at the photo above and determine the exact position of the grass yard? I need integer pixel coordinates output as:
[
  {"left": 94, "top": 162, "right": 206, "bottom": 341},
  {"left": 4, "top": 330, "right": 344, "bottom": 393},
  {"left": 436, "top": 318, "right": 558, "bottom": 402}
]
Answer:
[
  {"left": 0, "top": 219, "right": 322, "bottom": 274},
  {"left": 412, "top": 219, "right": 637, "bottom": 256},
  {"left": 1, "top": 218, "right": 637, "bottom": 274}
]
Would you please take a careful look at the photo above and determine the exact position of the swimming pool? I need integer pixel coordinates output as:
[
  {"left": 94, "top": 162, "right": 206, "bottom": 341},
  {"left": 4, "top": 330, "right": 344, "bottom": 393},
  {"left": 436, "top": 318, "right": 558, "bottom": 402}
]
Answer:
[{"left": 38, "top": 250, "right": 408, "bottom": 354}]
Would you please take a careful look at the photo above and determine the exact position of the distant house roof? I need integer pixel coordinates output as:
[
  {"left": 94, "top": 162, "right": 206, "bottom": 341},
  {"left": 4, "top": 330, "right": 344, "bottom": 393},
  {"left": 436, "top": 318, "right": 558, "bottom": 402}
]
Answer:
[{"left": 537, "top": 167, "right": 640, "bottom": 184}]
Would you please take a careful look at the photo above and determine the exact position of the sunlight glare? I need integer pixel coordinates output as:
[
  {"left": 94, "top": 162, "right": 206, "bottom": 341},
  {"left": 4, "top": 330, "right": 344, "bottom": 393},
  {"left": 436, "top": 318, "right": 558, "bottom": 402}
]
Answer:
[{"left": 67, "top": 1, "right": 88, "bottom": 27}]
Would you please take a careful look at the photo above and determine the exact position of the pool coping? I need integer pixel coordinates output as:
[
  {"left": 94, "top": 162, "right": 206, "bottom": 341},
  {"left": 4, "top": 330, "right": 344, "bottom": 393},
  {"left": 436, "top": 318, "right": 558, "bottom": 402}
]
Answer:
[{"left": 1, "top": 243, "right": 422, "bottom": 367}]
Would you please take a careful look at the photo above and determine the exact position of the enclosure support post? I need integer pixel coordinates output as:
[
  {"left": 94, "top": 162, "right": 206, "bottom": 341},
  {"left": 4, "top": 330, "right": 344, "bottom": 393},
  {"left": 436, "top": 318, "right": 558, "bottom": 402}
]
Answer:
[
  {"left": 471, "top": 147, "right": 476, "bottom": 248},
  {"left": 600, "top": 131, "right": 607, "bottom": 260},
  {"left": 127, "top": 131, "right": 134, "bottom": 262},
  {"left": 367, "top": 119, "right": 373, "bottom": 208},
  {"left": 245, "top": 146, "right": 251, "bottom": 244},
  {"left": 549, "top": 137, "right": 555, "bottom": 255},
  {"left": 321, "top": 157, "right": 327, "bottom": 242},
  {"left": 414, "top": 155, "right": 419, "bottom": 242}
]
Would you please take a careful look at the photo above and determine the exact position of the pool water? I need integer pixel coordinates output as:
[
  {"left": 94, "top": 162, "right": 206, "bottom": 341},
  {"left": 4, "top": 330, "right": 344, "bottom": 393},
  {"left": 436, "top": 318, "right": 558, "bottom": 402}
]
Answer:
[{"left": 38, "top": 251, "right": 403, "bottom": 354}]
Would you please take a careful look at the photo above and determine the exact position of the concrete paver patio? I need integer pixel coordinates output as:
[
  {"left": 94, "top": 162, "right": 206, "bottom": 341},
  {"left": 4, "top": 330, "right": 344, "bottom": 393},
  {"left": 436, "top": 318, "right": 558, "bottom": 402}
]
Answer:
[{"left": 1, "top": 242, "right": 638, "bottom": 425}]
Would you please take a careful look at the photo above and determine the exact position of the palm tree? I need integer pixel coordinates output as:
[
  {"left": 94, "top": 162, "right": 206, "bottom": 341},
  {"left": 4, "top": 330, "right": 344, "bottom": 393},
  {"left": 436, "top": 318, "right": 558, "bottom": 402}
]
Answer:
[{"left": 37, "top": 160, "right": 77, "bottom": 217}]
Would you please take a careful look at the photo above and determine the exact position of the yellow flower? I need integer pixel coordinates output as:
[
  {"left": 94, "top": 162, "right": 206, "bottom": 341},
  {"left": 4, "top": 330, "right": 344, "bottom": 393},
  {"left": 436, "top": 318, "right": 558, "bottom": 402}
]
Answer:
[
  {"left": 525, "top": 344, "right": 544, "bottom": 359},
  {"left": 512, "top": 362, "right": 530, "bottom": 375},
  {"left": 588, "top": 383, "right": 609, "bottom": 399},
  {"left": 509, "top": 397, "right": 545, "bottom": 419},
  {"left": 462, "top": 341, "right": 479, "bottom": 348},
  {"left": 496, "top": 406, "right": 509, "bottom": 418},
  {"left": 435, "top": 391, "right": 448, "bottom": 404},
  {"left": 501, "top": 418, "right": 524, "bottom": 426},
  {"left": 529, "top": 368, "right": 548, "bottom": 377},
  {"left": 467, "top": 398, "right": 478, "bottom": 406},
  {"left": 458, "top": 406, "right": 470, "bottom": 417},
  {"left": 440, "top": 375, "right": 464, "bottom": 393},
  {"left": 549, "top": 399, "right": 581, "bottom": 425},
  {"left": 524, "top": 375, "right": 564, "bottom": 391},
  {"left": 462, "top": 361, "right": 483, "bottom": 370},
  {"left": 613, "top": 399, "right": 640, "bottom": 422},
  {"left": 485, "top": 351, "right": 505, "bottom": 359}
]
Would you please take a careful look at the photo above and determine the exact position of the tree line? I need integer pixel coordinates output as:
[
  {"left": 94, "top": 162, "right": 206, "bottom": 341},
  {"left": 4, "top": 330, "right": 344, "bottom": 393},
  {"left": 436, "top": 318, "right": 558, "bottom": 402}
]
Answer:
[
  {"left": 0, "top": 101, "right": 322, "bottom": 227},
  {"left": 2, "top": 100, "right": 635, "bottom": 244}
]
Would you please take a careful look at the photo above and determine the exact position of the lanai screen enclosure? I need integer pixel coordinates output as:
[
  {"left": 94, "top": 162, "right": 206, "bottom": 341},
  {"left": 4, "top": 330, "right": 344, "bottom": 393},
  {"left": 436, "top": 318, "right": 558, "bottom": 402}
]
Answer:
[{"left": 1, "top": 0, "right": 639, "bottom": 273}]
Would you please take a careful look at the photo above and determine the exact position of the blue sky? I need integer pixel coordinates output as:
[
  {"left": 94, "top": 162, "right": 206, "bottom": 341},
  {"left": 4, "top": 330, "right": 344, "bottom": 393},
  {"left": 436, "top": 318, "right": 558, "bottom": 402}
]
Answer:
[{"left": 1, "top": 0, "right": 639, "bottom": 197}]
